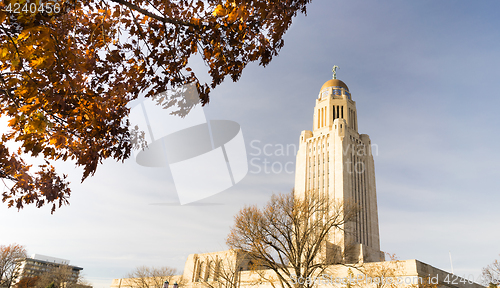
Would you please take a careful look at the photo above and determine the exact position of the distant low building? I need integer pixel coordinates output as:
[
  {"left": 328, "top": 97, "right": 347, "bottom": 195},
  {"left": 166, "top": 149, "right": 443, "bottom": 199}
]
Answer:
[{"left": 13, "top": 254, "right": 83, "bottom": 285}]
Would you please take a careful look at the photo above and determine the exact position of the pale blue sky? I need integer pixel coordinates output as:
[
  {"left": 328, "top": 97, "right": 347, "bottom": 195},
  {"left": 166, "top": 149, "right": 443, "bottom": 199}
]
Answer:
[{"left": 1, "top": 0, "right": 499, "bottom": 287}]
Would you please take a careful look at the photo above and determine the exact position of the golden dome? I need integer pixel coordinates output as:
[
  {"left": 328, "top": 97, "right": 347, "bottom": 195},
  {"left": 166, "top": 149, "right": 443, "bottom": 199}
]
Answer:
[{"left": 320, "top": 79, "right": 349, "bottom": 92}]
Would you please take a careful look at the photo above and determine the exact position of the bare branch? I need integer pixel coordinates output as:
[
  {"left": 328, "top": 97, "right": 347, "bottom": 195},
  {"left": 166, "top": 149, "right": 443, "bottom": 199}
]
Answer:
[
  {"left": 227, "top": 190, "right": 358, "bottom": 288},
  {"left": 107, "top": 0, "right": 199, "bottom": 27}
]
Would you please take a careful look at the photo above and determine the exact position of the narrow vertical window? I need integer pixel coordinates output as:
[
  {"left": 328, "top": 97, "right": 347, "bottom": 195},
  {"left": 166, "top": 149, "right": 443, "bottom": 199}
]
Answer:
[
  {"left": 323, "top": 107, "right": 326, "bottom": 127},
  {"left": 352, "top": 111, "right": 354, "bottom": 129},
  {"left": 321, "top": 108, "right": 323, "bottom": 127},
  {"left": 319, "top": 108, "right": 321, "bottom": 128},
  {"left": 323, "top": 108, "right": 325, "bottom": 127},
  {"left": 321, "top": 107, "right": 324, "bottom": 127},
  {"left": 349, "top": 109, "right": 351, "bottom": 128},
  {"left": 341, "top": 106, "right": 344, "bottom": 118},
  {"left": 317, "top": 109, "right": 320, "bottom": 128},
  {"left": 354, "top": 111, "right": 357, "bottom": 130},
  {"left": 321, "top": 108, "right": 323, "bottom": 128},
  {"left": 351, "top": 109, "right": 353, "bottom": 128}
]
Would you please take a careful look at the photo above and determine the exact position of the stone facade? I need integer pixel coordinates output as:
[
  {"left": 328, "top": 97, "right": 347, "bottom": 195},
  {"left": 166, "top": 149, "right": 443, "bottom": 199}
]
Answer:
[
  {"left": 294, "top": 77, "right": 383, "bottom": 264},
  {"left": 111, "top": 251, "right": 484, "bottom": 288},
  {"left": 110, "top": 75, "right": 483, "bottom": 288},
  {"left": 13, "top": 254, "right": 83, "bottom": 285}
]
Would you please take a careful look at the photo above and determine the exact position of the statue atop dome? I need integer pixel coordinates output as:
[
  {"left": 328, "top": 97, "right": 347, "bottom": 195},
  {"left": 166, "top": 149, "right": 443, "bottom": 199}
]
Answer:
[{"left": 332, "top": 65, "right": 339, "bottom": 79}]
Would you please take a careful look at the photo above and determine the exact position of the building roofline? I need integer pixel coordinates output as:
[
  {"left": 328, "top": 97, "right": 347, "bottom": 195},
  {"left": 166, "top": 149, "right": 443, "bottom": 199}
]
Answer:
[{"left": 17, "top": 257, "right": 83, "bottom": 270}]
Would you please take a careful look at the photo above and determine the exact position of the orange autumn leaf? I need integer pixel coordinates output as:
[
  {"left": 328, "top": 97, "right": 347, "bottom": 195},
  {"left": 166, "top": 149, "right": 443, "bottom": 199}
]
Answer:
[{"left": 0, "top": 0, "right": 312, "bottom": 213}]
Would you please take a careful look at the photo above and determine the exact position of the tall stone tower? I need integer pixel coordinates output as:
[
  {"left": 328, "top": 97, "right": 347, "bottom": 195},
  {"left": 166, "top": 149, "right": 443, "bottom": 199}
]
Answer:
[{"left": 294, "top": 68, "right": 384, "bottom": 263}]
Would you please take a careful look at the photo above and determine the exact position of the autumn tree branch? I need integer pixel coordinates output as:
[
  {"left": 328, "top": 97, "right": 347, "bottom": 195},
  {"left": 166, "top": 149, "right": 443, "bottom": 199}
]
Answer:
[
  {"left": 0, "top": 0, "right": 312, "bottom": 212},
  {"left": 107, "top": 0, "right": 200, "bottom": 27}
]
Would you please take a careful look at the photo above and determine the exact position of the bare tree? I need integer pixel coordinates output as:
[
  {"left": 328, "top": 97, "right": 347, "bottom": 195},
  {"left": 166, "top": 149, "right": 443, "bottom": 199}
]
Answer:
[
  {"left": 335, "top": 253, "right": 440, "bottom": 288},
  {"left": 0, "top": 244, "right": 27, "bottom": 288},
  {"left": 363, "top": 253, "right": 398, "bottom": 288},
  {"left": 226, "top": 191, "right": 357, "bottom": 288},
  {"left": 34, "top": 266, "right": 71, "bottom": 288},
  {"left": 482, "top": 255, "right": 500, "bottom": 288},
  {"left": 33, "top": 265, "right": 87, "bottom": 288},
  {"left": 124, "top": 266, "right": 180, "bottom": 288},
  {"left": 345, "top": 253, "right": 401, "bottom": 288},
  {"left": 12, "top": 276, "right": 39, "bottom": 288}
]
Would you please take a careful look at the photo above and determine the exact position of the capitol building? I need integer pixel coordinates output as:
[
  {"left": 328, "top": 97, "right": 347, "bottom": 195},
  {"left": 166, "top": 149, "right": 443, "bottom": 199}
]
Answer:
[{"left": 111, "top": 70, "right": 483, "bottom": 288}]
